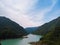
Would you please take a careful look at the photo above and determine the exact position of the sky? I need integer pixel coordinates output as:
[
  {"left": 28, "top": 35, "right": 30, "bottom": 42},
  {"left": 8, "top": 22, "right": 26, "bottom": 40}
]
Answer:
[{"left": 0, "top": 0, "right": 60, "bottom": 28}]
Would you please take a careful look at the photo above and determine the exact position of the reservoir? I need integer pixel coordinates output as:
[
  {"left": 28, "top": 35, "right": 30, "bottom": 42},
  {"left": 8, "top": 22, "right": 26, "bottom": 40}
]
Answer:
[{"left": 1, "top": 34, "right": 41, "bottom": 45}]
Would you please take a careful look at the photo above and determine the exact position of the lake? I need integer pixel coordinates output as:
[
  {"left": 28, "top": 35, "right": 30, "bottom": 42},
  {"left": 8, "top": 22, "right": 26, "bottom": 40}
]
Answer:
[{"left": 1, "top": 34, "right": 41, "bottom": 45}]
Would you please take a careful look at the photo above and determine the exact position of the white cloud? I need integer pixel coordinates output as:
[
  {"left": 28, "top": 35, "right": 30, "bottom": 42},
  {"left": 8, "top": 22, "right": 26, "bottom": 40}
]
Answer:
[
  {"left": 0, "top": 0, "right": 40, "bottom": 28},
  {"left": 0, "top": 0, "right": 58, "bottom": 28},
  {"left": 28, "top": 0, "right": 58, "bottom": 23},
  {"left": 0, "top": 0, "right": 38, "bottom": 13}
]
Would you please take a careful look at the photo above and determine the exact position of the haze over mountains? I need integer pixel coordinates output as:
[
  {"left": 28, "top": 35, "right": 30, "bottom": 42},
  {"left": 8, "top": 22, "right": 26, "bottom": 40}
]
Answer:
[
  {"left": 25, "top": 27, "right": 38, "bottom": 33},
  {"left": 0, "top": 16, "right": 27, "bottom": 39}
]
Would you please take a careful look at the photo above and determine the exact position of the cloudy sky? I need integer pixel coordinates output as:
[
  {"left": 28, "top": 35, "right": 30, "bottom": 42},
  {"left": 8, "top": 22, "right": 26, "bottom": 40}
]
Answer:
[{"left": 0, "top": 0, "right": 60, "bottom": 28}]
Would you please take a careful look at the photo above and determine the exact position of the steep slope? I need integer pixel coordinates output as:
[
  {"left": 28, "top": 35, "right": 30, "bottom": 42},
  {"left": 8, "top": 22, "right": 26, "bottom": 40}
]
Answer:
[
  {"left": 38, "top": 21, "right": 60, "bottom": 45},
  {"left": 32, "top": 17, "right": 60, "bottom": 35},
  {"left": 25, "top": 27, "right": 38, "bottom": 33},
  {"left": 31, "top": 17, "right": 60, "bottom": 45},
  {"left": 0, "top": 16, "right": 27, "bottom": 39}
]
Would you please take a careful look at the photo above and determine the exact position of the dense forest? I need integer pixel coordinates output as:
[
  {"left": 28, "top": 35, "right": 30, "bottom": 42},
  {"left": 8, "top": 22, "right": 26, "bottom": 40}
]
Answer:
[{"left": 0, "top": 16, "right": 27, "bottom": 39}]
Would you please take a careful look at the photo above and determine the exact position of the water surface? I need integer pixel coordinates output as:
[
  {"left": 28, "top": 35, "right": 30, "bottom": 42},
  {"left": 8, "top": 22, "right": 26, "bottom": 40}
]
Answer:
[{"left": 1, "top": 34, "right": 41, "bottom": 45}]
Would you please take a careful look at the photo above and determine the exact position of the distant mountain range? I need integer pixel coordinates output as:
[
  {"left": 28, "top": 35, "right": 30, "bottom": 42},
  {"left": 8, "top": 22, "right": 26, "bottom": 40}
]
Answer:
[
  {"left": 32, "top": 17, "right": 60, "bottom": 35},
  {"left": 25, "top": 27, "right": 38, "bottom": 33},
  {"left": 0, "top": 16, "right": 27, "bottom": 39}
]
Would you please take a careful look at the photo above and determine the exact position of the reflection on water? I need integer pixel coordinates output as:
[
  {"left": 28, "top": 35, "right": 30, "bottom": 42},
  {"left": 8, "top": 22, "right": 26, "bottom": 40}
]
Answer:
[{"left": 1, "top": 34, "right": 41, "bottom": 45}]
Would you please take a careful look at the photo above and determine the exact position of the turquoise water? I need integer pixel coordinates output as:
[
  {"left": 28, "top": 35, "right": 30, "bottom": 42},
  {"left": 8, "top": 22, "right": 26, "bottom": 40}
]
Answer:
[{"left": 1, "top": 34, "right": 41, "bottom": 45}]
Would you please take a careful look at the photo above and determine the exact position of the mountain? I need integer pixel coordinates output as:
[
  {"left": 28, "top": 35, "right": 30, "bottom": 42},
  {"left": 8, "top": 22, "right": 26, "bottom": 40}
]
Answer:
[
  {"left": 31, "top": 17, "right": 60, "bottom": 45},
  {"left": 25, "top": 27, "right": 38, "bottom": 33},
  {"left": 37, "top": 21, "right": 60, "bottom": 45},
  {"left": 32, "top": 17, "right": 60, "bottom": 35},
  {"left": 0, "top": 16, "right": 27, "bottom": 39},
  {"left": 38, "top": 19, "right": 60, "bottom": 45}
]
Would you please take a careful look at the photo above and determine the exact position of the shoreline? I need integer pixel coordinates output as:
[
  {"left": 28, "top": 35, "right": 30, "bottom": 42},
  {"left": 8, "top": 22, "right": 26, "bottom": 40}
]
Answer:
[{"left": 29, "top": 42, "right": 40, "bottom": 45}]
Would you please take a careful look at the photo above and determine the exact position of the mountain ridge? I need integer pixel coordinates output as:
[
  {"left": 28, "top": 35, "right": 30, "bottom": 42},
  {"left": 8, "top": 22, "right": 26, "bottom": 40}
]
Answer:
[
  {"left": 0, "top": 16, "right": 27, "bottom": 39},
  {"left": 31, "top": 16, "right": 60, "bottom": 45},
  {"left": 32, "top": 16, "right": 60, "bottom": 35}
]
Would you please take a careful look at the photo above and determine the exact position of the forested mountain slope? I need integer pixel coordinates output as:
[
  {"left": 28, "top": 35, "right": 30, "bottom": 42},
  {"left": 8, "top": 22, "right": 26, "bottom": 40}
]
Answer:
[
  {"left": 0, "top": 16, "right": 27, "bottom": 39},
  {"left": 32, "top": 17, "right": 60, "bottom": 35}
]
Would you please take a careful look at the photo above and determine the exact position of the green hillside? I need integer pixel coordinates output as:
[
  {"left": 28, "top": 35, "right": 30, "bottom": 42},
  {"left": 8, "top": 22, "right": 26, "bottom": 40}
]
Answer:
[
  {"left": 38, "top": 24, "right": 60, "bottom": 45},
  {"left": 31, "top": 17, "right": 60, "bottom": 45},
  {"left": 32, "top": 17, "right": 60, "bottom": 35},
  {"left": 0, "top": 16, "right": 27, "bottom": 39}
]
